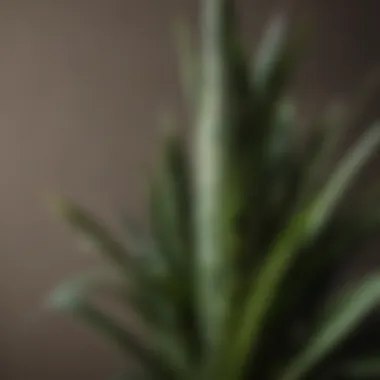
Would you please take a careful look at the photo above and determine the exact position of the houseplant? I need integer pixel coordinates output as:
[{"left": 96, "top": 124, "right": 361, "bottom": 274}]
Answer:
[{"left": 49, "top": 0, "right": 380, "bottom": 379}]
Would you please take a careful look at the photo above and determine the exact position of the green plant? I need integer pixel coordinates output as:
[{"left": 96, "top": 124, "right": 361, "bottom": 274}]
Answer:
[{"left": 49, "top": 0, "right": 380, "bottom": 379}]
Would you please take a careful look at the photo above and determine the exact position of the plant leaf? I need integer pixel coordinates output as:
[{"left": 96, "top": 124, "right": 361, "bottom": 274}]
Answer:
[
  {"left": 280, "top": 275, "right": 380, "bottom": 380},
  {"left": 149, "top": 125, "right": 191, "bottom": 280},
  {"left": 48, "top": 269, "right": 129, "bottom": 304},
  {"left": 50, "top": 282, "right": 175, "bottom": 380},
  {"left": 51, "top": 198, "right": 130, "bottom": 273},
  {"left": 300, "top": 103, "right": 347, "bottom": 203},
  {"left": 194, "top": 0, "right": 238, "bottom": 351},
  {"left": 307, "top": 123, "right": 379, "bottom": 233},
  {"left": 223, "top": 123, "right": 380, "bottom": 379},
  {"left": 252, "top": 15, "right": 289, "bottom": 96},
  {"left": 120, "top": 213, "right": 167, "bottom": 280},
  {"left": 252, "top": 14, "right": 307, "bottom": 102}
]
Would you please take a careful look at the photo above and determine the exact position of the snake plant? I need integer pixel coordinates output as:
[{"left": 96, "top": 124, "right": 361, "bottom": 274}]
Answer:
[{"left": 49, "top": 0, "right": 380, "bottom": 379}]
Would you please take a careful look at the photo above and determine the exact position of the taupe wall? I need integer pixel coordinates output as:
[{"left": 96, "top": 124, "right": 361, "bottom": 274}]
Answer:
[{"left": 0, "top": 1, "right": 378, "bottom": 379}]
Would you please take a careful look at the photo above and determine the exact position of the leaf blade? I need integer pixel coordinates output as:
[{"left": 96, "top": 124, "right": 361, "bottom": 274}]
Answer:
[
  {"left": 51, "top": 198, "right": 131, "bottom": 272},
  {"left": 50, "top": 281, "right": 175, "bottom": 380},
  {"left": 223, "top": 123, "right": 380, "bottom": 379},
  {"left": 280, "top": 275, "right": 380, "bottom": 380}
]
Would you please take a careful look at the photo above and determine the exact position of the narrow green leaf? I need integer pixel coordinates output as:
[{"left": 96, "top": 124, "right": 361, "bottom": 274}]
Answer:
[
  {"left": 223, "top": 123, "right": 380, "bottom": 379},
  {"left": 252, "top": 15, "right": 307, "bottom": 101},
  {"left": 280, "top": 275, "right": 380, "bottom": 380},
  {"left": 252, "top": 15, "right": 289, "bottom": 94},
  {"left": 49, "top": 270, "right": 129, "bottom": 304},
  {"left": 51, "top": 198, "right": 130, "bottom": 272},
  {"left": 261, "top": 99, "right": 299, "bottom": 233},
  {"left": 119, "top": 214, "right": 188, "bottom": 335},
  {"left": 150, "top": 125, "right": 191, "bottom": 278},
  {"left": 51, "top": 285, "right": 147, "bottom": 360},
  {"left": 50, "top": 283, "right": 175, "bottom": 380},
  {"left": 120, "top": 214, "right": 167, "bottom": 279},
  {"left": 194, "top": 0, "right": 237, "bottom": 350},
  {"left": 300, "top": 103, "right": 347, "bottom": 203},
  {"left": 307, "top": 123, "right": 379, "bottom": 233}
]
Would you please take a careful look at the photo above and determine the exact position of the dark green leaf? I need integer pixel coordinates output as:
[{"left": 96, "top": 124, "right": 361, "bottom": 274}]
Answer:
[
  {"left": 280, "top": 275, "right": 380, "bottom": 380},
  {"left": 222, "top": 123, "right": 380, "bottom": 380},
  {"left": 50, "top": 282, "right": 176, "bottom": 380}
]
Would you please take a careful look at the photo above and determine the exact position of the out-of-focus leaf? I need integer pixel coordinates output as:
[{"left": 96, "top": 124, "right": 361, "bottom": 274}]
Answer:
[
  {"left": 252, "top": 15, "right": 307, "bottom": 102},
  {"left": 251, "top": 202, "right": 380, "bottom": 375},
  {"left": 252, "top": 15, "right": 289, "bottom": 95},
  {"left": 222, "top": 123, "right": 380, "bottom": 380},
  {"left": 235, "top": 16, "right": 306, "bottom": 266},
  {"left": 300, "top": 103, "right": 347, "bottom": 204},
  {"left": 50, "top": 282, "right": 176, "bottom": 380},
  {"left": 120, "top": 214, "right": 167, "bottom": 280},
  {"left": 341, "top": 357, "right": 380, "bottom": 378},
  {"left": 280, "top": 275, "right": 380, "bottom": 380},
  {"left": 307, "top": 123, "right": 379, "bottom": 233},
  {"left": 194, "top": 0, "right": 238, "bottom": 351},
  {"left": 119, "top": 215, "right": 187, "bottom": 335},
  {"left": 48, "top": 1, "right": 380, "bottom": 379},
  {"left": 260, "top": 99, "right": 299, "bottom": 239},
  {"left": 150, "top": 123, "right": 191, "bottom": 280},
  {"left": 51, "top": 285, "right": 148, "bottom": 365},
  {"left": 49, "top": 270, "right": 129, "bottom": 304},
  {"left": 51, "top": 198, "right": 130, "bottom": 273}
]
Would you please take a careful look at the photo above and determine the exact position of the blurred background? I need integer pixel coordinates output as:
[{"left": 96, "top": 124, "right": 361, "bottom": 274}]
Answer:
[{"left": 0, "top": 0, "right": 378, "bottom": 379}]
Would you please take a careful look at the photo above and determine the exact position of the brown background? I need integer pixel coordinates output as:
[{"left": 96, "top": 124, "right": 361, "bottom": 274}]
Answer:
[{"left": 0, "top": 0, "right": 378, "bottom": 379}]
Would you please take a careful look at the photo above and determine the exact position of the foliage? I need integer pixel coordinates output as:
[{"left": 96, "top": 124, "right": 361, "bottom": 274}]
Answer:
[{"left": 49, "top": 0, "right": 380, "bottom": 379}]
